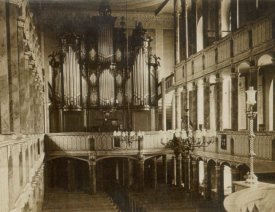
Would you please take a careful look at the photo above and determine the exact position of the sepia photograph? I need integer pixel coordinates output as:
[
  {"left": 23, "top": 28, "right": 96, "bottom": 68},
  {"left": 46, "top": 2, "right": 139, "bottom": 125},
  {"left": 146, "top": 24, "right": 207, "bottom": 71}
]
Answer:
[{"left": 0, "top": 0, "right": 275, "bottom": 211}]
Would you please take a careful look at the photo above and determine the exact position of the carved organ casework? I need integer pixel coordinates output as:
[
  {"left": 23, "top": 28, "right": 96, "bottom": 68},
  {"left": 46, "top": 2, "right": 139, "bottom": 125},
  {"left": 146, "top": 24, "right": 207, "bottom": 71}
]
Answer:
[{"left": 48, "top": 4, "right": 160, "bottom": 132}]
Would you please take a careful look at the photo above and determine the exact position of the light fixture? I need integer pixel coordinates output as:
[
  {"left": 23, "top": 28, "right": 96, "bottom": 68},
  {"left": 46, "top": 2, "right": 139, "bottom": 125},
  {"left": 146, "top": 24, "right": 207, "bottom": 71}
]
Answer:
[
  {"left": 245, "top": 86, "right": 258, "bottom": 185},
  {"left": 113, "top": 130, "right": 144, "bottom": 145},
  {"left": 169, "top": 128, "right": 217, "bottom": 154}
]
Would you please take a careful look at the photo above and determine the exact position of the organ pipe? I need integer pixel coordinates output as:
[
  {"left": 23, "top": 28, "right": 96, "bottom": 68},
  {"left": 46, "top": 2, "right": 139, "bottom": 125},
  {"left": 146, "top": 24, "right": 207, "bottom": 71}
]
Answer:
[{"left": 50, "top": 6, "right": 159, "bottom": 110}]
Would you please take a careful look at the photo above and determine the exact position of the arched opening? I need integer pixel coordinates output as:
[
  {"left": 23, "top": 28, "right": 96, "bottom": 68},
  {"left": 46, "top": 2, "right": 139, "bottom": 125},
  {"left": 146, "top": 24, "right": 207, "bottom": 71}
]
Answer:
[
  {"left": 96, "top": 157, "right": 138, "bottom": 192},
  {"left": 45, "top": 157, "right": 89, "bottom": 193},
  {"left": 223, "top": 165, "right": 232, "bottom": 196}
]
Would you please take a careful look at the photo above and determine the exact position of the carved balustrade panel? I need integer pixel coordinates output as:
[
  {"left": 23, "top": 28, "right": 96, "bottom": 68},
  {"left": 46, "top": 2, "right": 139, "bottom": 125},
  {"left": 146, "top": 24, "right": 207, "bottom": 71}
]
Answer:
[
  {"left": 217, "top": 38, "right": 231, "bottom": 63},
  {"left": 204, "top": 48, "right": 216, "bottom": 69},
  {"left": 233, "top": 29, "right": 249, "bottom": 55},
  {"left": 252, "top": 18, "right": 272, "bottom": 47},
  {"left": 193, "top": 54, "right": 203, "bottom": 75}
]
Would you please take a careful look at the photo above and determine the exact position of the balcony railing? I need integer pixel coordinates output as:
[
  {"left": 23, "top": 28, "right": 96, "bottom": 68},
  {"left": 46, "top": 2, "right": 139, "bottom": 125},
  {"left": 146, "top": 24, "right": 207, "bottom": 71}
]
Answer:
[
  {"left": 195, "top": 131, "right": 275, "bottom": 161},
  {"left": 45, "top": 131, "right": 173, "bottom": 154},
  {"left": 174, "top": 15, "right": 274, "bottom": 85}
]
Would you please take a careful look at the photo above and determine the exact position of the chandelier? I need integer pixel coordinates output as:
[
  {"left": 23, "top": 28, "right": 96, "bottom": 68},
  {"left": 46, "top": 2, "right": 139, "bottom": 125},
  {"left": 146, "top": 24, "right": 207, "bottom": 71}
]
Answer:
[
  {"left": 113, "top": 130, "right": 144, "bottom": 145},
  {"left": 166, "top": 128, "right": 217, "bottom": 155}
]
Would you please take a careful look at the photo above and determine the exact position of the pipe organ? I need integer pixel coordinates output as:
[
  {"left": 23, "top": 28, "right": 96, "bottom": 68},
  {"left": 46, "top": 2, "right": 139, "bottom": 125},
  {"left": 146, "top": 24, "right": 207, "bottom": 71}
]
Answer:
[{"left": 48, "top": 4, "right": 159, "bottom": 132}]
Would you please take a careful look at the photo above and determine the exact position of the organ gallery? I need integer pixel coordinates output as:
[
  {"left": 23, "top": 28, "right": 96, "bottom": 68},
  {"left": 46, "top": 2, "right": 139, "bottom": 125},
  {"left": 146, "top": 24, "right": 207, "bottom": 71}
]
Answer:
[{"left": 48, "top": 4, "right": 159, "bottom": 132}]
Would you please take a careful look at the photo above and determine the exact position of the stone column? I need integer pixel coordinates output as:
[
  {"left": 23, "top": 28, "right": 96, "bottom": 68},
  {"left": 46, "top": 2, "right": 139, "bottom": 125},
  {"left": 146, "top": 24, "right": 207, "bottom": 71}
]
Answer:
[
  {"left": 126, "top": 159, "right": 132, "bottom": 188},
  {"left": 216, "top": 165, "right": 223, "bottom": 202},
  {"left": 176, "top": 154, "right": 182, "bottom": 187},
  {"left": 115, "top": 159, "right": 119, "bottom": 183},
  {"left": 137, "top": 155, "right": 145, "bottom": 192},
  {"left": 204, "top": 80, "right": 210, "bottom": 129},
  {"left": 209, "top": 76, "right": 216, "bottom": 130},
  {"left": 162, "top": 155, "right": 167, "bottom": 184},
  {"left": 174, "top": 0, "right": 181, "bottom": 64},
  {"left": 197, "top": 80, "right": 204, "bottom": 129},
  {"left": 88, "top": 158, "right": 96, "bottom": 195},
  {"left": 231, "top": 73, "right": 239, "bottom": 130},
  {"left": 161, "top": 79, "right": 166, "bottom": 131},
  {"left": 216, "top": 76, "right": 223, "bottom": 131},
  {"left": 172, "top": 93, "right": 176, "bottom": 130},
  {"left": 152, "top": 157, "right": 157, "bottom": 190},
  {"left": 193, "top": 84, "right": 198, "bottom": 129},
  {"left": 67, "top": 159, "right": 75, "bottom": 192},
  {"left": 191, "top": 160, "right": 199, "bottom": 194},
  {"left": 0, "top": 1, "right": 11, "bottom": 133},
  {"left": 176, "top": 88, "right": 182, "bottom": 130},
  {"left": 172, "top": 156, "right": 176, "bottom": 185},
  {"left": 184, "top": 155, "right": 191, "bottom": 192}
]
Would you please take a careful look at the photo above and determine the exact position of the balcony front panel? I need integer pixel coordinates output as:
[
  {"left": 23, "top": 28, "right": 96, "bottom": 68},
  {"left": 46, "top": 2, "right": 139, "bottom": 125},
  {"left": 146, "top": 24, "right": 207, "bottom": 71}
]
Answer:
[
  {"left": 204, "top": 47, "right": 216, "bottom": 69},
  {"left": 171, "top": 15, "right": 275, "bottom": 87},
  {"left": 252, "top": 18, "right": 272, "bottom": 47},
  {"left": 195, "top": 131, "right": 275, "bottom": 162},
  {"left": 45, "top": 131, "right": 170, "bottom": 156},
  {"left": 233, "top": 29, "right": 249, "bottom": 56},
  {"left": 217, "top": 38, "right": 231, "bottom": 63}
]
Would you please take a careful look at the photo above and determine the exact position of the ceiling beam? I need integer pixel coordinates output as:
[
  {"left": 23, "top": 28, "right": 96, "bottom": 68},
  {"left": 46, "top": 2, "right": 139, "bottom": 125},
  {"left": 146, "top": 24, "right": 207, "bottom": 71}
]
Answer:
[{"left": 154, "top": 0, "right": 170, "bottom": 16}]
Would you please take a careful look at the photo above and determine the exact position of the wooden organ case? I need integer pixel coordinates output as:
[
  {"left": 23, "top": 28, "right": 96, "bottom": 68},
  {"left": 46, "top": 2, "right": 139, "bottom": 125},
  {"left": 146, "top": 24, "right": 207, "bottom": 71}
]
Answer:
[{"left": 48, "top": 5, "right": 160, "bottom": 132}]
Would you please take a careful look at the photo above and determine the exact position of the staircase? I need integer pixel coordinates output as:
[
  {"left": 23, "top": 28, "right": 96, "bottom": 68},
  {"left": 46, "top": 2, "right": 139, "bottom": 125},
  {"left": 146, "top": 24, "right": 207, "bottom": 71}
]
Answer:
[{"left": 42, "top": 189, "right": 119, "bottom": 212}]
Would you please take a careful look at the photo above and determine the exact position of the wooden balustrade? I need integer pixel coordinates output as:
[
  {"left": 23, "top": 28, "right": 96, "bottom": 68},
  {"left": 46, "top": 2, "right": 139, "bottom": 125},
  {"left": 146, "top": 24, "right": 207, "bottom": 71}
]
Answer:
[
  {"left": 233, "top": 29, "right": 250, "bottom": 55},
  {"left": 173, "top": 15, "right": 274, "bottom": 86},
  {"left": 45, "top": 131, "right": 171, "bottom": 154},
  {"left": 252, "top": 17, "right": 272, "bottom": 47},
  {"left": 199, "top": 131, "right": 275, "bottom": 161}
]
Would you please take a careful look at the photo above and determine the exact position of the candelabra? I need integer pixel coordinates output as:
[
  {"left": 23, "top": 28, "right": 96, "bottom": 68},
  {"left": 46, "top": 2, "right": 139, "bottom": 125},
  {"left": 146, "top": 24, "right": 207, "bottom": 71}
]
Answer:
[
  {"left": 167, "top": 128, "right": 217, "bottom": 156},
  {"left": 245, "top": 86, "right": 258, "bottom": 184},
  {"left": 113, "top": 130, "right": 144, "bottom": 145}
]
